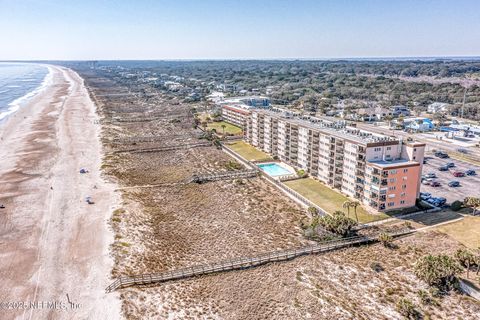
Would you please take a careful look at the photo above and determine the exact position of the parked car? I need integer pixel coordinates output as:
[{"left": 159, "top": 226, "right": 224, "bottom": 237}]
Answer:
[
  {"left": 457, "top": 148, "right": 468, "bottom": 154},
  {"left": 423, "top": 159, "right": 428, "bottom": 164},
  {"left": 452, "top": 171, "right": 465, "bottom": 177},
  {"left": 420, "top": 192, "right": 431, "bottom": 200},
  {"left": 422, "top": 180, "right": 431, "bottom": 185},
  {"left": 438, "top": 166, "right": 449, "bottom": 171},
  {"left": 448, "top": 181, "right": 460, "bottom": 187},
  {"left": 436, "top": 197, "right": 447, "bottom": 205},
  {"left": 425, "top": 173, "right": 437, "bottom": 179},
  {"left": 435, "top": 151, "right": 449, "bottom": 158},
  {"left": 446, "top": 162, "right": 455, "bottom": 168},
  {"left": 431, "top": 181, "right": 441, "bottom": 187},
  {"left": 466, "top": 169, "right": 476, "bottom": 176}
]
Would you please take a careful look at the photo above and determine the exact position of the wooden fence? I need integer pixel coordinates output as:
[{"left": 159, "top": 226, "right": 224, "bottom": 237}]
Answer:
[{"left": 105, "top": 229, "right": 414, "bottom": 293}]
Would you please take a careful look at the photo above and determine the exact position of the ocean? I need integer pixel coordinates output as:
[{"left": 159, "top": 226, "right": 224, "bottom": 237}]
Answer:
[{"left": 0, "top": 63, "right": 50, "bottom": 123}]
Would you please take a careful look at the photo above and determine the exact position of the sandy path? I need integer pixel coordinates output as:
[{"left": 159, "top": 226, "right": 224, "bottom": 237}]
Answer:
[{"left": 0, "top": 66, "right": 120, "bottom": 319}]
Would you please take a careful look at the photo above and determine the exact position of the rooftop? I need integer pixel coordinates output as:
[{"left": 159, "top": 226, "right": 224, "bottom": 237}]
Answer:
[
  {"left": 253, "top": 108, "right": 399, "bottom": 145},
  {"left": 368, "top": 159, "right": 419, "bottom": 168}
]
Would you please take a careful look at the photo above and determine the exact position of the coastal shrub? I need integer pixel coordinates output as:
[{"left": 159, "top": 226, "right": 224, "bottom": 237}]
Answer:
[
  {"left": 317, "top": 211, "right": 357, "bottom": 237},
  {"left": 371, "top": 262, "right": 384, "bottom": 272},
  {"left": 450, "top": 200, "right": 463, "bottom": 211},
  {"left": 307, "top": 206, "right": 318, "bottom": 216},
  {"left": 225, "top": 160, "right": 242, "bottom": 171},
  {"left": 417, "top": 289, "right": 438, "bottom": 306},
  {"left": 396, "top": 298, "right": 420, "bottom": 319},
  {"left": 378, "top": 232, "right": 394, "bottom": 248},
  {"left": 296, "top": 169, "right": 307, "bottom": 178},
  {"left": 414, "top": 254, "right": 461, "bottom": 291}
]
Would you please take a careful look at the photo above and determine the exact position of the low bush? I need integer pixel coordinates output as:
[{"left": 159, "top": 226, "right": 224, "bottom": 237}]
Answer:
[{"left": 450, "top": 200, "right": 463, "bottom": 211}]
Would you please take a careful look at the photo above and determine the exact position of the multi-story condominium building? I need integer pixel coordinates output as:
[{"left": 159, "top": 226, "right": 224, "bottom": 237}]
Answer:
[
  {"left": 246, "top": 109, "right": 425, "bottom": 212},
  {"left": 221, "top": 104, "right": 252, "bottom": 128},
  {"left": 220, "top": 96, "right": 270, "bottom": 129}
]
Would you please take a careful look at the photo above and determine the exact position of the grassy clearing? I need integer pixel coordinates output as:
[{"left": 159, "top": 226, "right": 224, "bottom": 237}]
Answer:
[
  {"left": 449, "top": 152, "right": 480, "bottom": 166},
  {"left": 207, "top": 121, "right": 242, "bottom": 135},
  {"left": 435, "top": 215, "right": 480, "bottom": 249},
  {"left": 284, "top": 178, "right": 389, "bottom": 223},
  {"left": 227, "top": 141, "right": 272, "bottom": 161}
]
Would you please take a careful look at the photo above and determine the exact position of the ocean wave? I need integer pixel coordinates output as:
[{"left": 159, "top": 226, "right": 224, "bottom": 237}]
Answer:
[
  {"left": 0, "top": 66, "right": 53, "bottom": 121},
  {"left": 6, "top": 85, "right": 21, "bottom": 88}
]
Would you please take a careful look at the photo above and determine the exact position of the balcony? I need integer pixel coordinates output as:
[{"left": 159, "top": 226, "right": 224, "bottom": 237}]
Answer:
[{"left": 381, "top": 179, "right": 388, "bottom": 186}]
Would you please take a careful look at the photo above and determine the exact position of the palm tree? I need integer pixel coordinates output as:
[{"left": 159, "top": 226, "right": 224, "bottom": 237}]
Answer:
[
  {"left": 221, "top": 124, "right": 227, "bottom": 136},
  {"left": 350, "top": 201, "right": 360, "bottom": 222},
  {"left": 464, "top": 197, "right": 480, "bottom": 215},
  {"left": 342, "top": 201, "right": 351, "bottom": 218}
]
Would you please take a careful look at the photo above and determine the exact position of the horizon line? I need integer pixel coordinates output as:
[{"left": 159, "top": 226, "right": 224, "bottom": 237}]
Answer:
[{"left": 2, "top": 55, "right": 480, "bottom": 62}]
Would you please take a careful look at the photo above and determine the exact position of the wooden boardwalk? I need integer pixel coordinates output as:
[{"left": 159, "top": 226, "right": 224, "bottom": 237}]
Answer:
[
  {"left": 190, "top": 169, "right": 259, "bottom": 183},
  {"left": 105, "top": 229, "right": 414, "bottom": 293},
  {"left": 110, "top": 134, "right": 199, "bottom": 145},
  {"left": 112, "top": 141, "right": 212, "bottom": 154},
  {"left": 113, "top": 114, "right": 190, "bottom": 123}
]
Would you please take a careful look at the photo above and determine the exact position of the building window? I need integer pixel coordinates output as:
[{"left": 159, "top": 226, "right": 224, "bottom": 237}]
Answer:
[
  {"left": 413, "top": 156, "right": 416, "bottom": 160},
  {"left": 389, "top": 186, "right": 396, "bottom": 191},
  {"left": 388, "top": 202, "right": 395, "bottom": 207},
  {"left": 389, "top": 178, "right": 396, "bottom": 183},
  {"left": 387, "top": 147, "right": 391, "bottom": 150},
  {"left": 403, "top": 176, "right": 407, "bottom": 180},
  {"left": 402, "top": 184, "right": 407, "bottom": 189},
  {"left": 403, "top": 168, "right": 408, "bottom": 173},
  {"left": 401, "top": 192, "right": 406, "bottom": 197},
  {"left": 414, "top": 148, "right": 417, "bottom": 151},
  {"left": 389, "top": 169, "right": 397, "bottom": 174}
]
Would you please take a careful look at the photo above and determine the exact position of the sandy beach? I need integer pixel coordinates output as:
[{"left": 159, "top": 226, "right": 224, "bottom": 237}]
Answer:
[{"left": 0, "top": 66, "right": 120, "bottom": 319}]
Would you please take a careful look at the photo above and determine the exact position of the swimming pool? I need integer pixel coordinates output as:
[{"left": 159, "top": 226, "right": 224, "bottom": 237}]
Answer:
[{"left": 258, "top": 163, "right": 294, "bottom": 177}]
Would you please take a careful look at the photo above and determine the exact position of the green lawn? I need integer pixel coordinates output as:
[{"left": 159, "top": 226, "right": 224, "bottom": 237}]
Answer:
[
  {"left": 435, "top": 216, "right": 480, "bottom": 249},
  {"left": 227, "top": 141, "right": 272, "bottom": 161},
  {"left": 207, "top": 121, "right": 243, "bottom": 135},
  {"left": 284, "top": 178, "right": 389, "bottom": 223}
]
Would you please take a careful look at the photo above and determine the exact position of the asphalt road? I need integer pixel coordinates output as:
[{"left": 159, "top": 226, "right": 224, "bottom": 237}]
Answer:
[{"left": 420, "top": 155, "right": 480, "bottom": 204}]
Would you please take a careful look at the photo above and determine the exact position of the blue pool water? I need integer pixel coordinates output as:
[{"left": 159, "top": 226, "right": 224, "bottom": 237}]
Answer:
[{"left": 258, "top": 163, "right": 293, "bottom": 176}]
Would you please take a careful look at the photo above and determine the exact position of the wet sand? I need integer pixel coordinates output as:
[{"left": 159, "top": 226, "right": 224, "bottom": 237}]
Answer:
[{"left": 0, "top": 66, "right": 120, "bottom": 319}]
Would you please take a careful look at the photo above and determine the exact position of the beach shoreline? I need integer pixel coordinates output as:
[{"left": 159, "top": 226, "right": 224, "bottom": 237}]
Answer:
[
  {"left": 0, "top": 63, "right": 52, "bottom": 123},
  {"left": 0, "top": 65, "right": 120, "bottom": 319}
]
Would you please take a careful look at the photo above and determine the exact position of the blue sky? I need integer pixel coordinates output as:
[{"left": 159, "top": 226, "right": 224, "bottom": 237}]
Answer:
[{"left": 1, "top": 0, "right": 479, "bottom": 60}]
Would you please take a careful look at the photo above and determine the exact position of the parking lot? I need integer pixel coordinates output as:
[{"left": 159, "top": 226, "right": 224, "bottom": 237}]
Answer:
[{"left": 421, "top": 154, "right": 480, "bottom": 204}]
